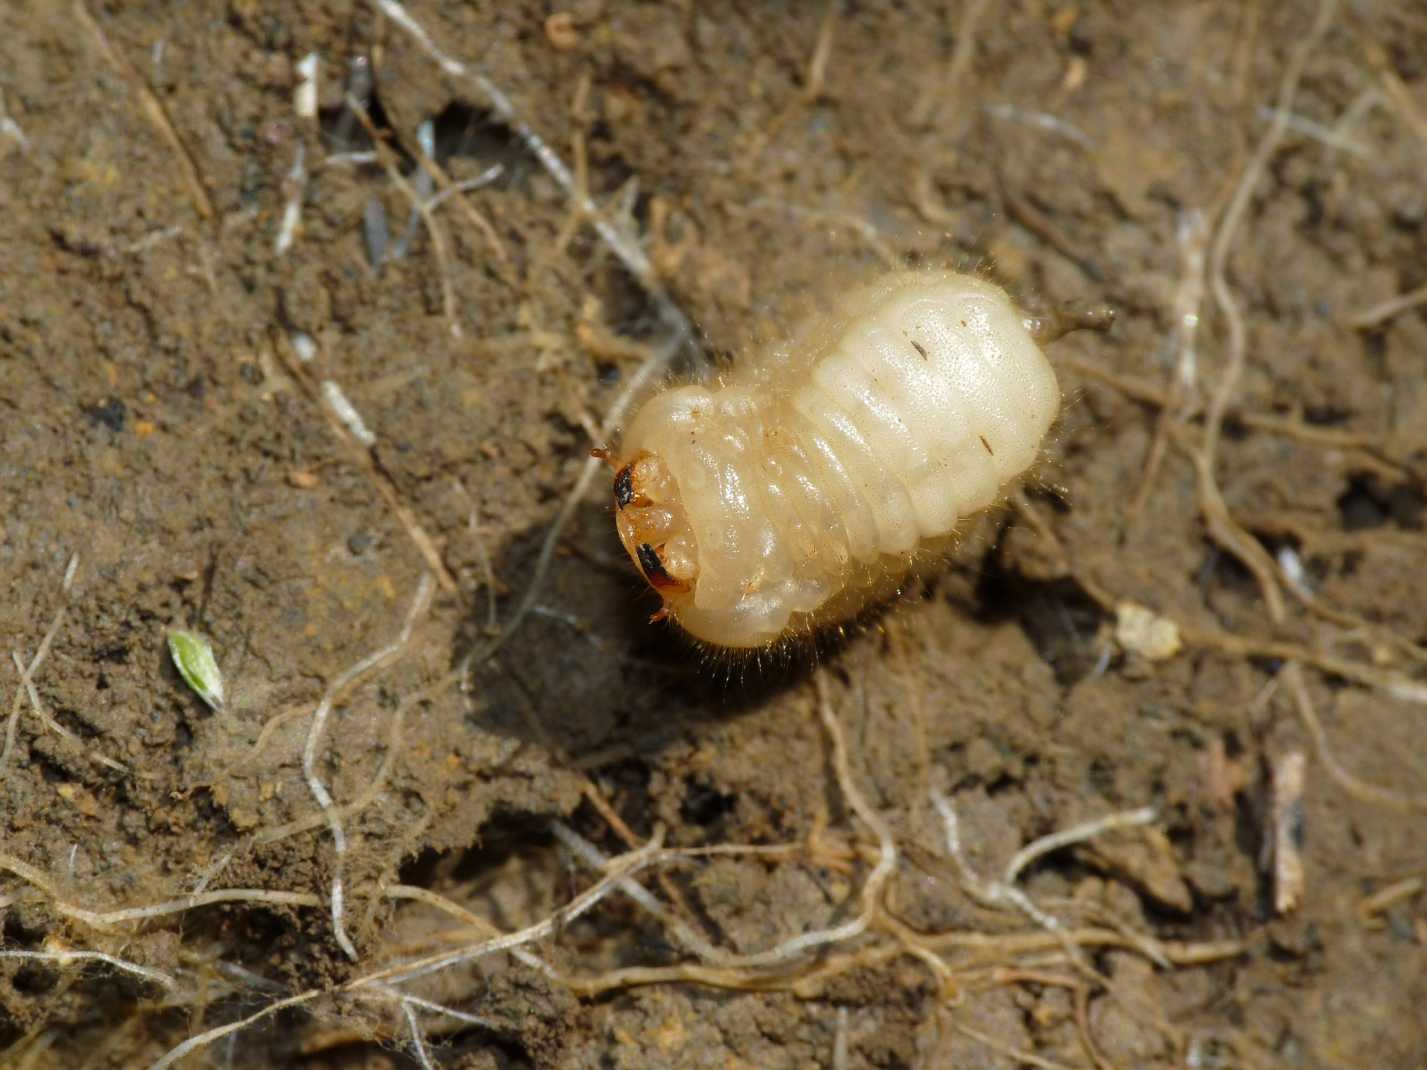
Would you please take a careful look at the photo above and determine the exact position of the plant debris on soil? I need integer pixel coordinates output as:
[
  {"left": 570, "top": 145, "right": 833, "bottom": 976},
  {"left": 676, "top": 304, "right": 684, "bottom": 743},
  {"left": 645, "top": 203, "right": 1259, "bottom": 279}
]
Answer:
[{"left": 2, "top": 1, "right": 1426, "bottom": 1068}]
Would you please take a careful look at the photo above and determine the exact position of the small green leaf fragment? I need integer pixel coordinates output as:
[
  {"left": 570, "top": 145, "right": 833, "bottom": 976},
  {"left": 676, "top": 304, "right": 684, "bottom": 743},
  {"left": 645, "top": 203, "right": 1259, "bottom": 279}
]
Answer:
[{"left": 167, "top": 630, "right": 225, "bottom": 711}]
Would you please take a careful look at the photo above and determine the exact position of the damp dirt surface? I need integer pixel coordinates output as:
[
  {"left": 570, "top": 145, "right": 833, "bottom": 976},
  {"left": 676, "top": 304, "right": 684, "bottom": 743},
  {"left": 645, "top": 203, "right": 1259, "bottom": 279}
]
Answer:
[{"left": 3, "top": 2, "right": 1427, "bottom": 1068}]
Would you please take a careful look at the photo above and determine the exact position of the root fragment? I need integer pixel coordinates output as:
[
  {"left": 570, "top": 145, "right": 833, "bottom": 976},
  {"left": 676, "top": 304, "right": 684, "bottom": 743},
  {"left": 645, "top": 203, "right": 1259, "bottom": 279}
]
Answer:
[{"left": 300, "top": 572, "right": 436, "bottom": 959}]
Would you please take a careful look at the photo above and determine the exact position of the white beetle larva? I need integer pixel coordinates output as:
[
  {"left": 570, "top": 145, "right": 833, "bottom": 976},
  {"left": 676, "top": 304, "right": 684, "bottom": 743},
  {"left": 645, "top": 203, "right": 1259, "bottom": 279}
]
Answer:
[{"left": 601, "top": 270, "right": 1113, "bottom": 649}]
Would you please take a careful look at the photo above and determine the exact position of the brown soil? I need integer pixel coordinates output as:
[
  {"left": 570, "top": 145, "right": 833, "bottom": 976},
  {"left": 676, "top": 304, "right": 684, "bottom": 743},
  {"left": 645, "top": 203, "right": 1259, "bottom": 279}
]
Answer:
[{"left": 3, "top": 2, "right": 1426, "bottom": 1068}]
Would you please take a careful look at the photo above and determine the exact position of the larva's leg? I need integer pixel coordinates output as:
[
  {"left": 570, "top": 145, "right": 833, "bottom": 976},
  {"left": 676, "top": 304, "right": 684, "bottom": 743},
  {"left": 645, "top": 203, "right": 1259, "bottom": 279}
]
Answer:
[{"left": 1023, "top": 301, "right": 1118, "bottom": 344}]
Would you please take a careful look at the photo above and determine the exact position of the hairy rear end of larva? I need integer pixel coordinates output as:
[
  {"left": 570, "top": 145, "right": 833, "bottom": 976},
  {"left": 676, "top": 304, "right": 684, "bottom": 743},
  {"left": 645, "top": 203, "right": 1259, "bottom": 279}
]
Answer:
[{"left": 607, "top": 270, "right": 1105, "bottom": 650}]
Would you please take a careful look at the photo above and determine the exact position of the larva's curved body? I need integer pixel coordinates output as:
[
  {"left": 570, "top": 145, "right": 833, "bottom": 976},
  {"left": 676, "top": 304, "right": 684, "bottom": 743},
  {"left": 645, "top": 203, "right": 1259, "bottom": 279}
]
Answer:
[{"left": 610, "top": 271, "right": 1065, "bottom": 649}]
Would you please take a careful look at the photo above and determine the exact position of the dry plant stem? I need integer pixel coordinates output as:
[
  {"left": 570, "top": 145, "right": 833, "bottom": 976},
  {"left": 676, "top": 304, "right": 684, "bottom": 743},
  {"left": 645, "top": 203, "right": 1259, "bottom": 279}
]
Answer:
[
  {"left": 12, "top": 1031, "right": 58, "bottom": 1070},
  {"left": 787, "top": 935, "right": 1244, "bottom": 1010},
  {"left": 919, "top": 927, "right": 1246, "bottom": 968},
  {"left": 275, "top": 144, "right": 306, "bottom": 256},
  {"left": 301, "top": 572, "right": 436, "bottom": 960},
  {"left": 1281, "top": 663, "right": 1427, "bottom": 811},
  {"left": 74, "top": 2, "right": 213, "bottom": 221},
  {"left": 1075, "top": 983, "right": 1116, "bottom": 1070},
  {"left": 370, "top": 0, "right": 694, "bottom": 344},
  {"left": 1203, "top": 0, "right": 1336, "bottom": 467},
  {"left": 210, "top": 624, "right": 471, "bottom": 799},
  {"left": 466, "top": 504, "right": 501, "bottom": 631},
  {"left": 550, "top": 117, "right": 591, "bottom": 259},
  {"left": 343, "top": 94, "right": 459, "bottom": 336},
  {"left": 255, "top": 672, "right": 478, "bottom": 848},
  {"left": 376, "top": 679, "right": 901, "bottom": 998},
  {"left": 0, "top": 948, "right": 176, "bottom": 991},
  {"left": 740, "top": 1, "right": 842, "bottom": 162},
  {"left": 275, "top": 331, "right": 458, "bottom": 591},
  {"left": 1086, "top": 905, "right": 1172, "bottom": 970},
  {"left": 1373, "top": 62, "right": 1427, "bottom": 145},
  {"left": 374, "top": 987, "right": 500, "bottom": 1031},
  {"left": 832, "top": 1006, "right": 850, "bottom": 1070},
  {"left": 0, "top": 675, "right": 22, "bottom": 772},
  {"left": 1000, "top": 178, "right": 1104, "bottom": 282}
]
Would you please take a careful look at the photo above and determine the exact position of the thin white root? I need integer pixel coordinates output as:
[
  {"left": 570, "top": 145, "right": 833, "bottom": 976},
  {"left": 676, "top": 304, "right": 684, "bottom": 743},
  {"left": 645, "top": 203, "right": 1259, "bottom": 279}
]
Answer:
[
  {"left": 373, "top": 986, "right": 500, "bottom": 1030},
  {"left": 352, "top": 829, "right": 666, "bottom": 989},
  {"left": 931, "top": 789, "right": 1060, "bottom": 930},
  {"left": 402, "top": 999, "right": 437, "bottom": 1070},
  {"left": 550, "top": 820, "right": 728, "bottom": 964},
  {"left": 0, "top": 948, "right": 176, "bottom": 991},
  {"left": 11, "top": 654, "right": 127, "bottom": 776},
  {"left": 931, "top": 790, "right": 1156, "bottom": 933},
  {"left": 554, "top": 678, "right": 899, "bottom": 973},
  {"left": 378, "top": 881, "right": 559, "bottom": 979},
  {"left": 1346, "top": 282, "right": 1427, "bottom": 329},
  {"left": 302, "top": 572, "right": 437, "bottom": 960},
  {"left": 726, "top": 674, "right": 898, "bottom": 969},
  {"left": 1283, "top": 663, "right": 1427, "bottom": 812},
  {"left": 146, "top": 989, "right": 323, "bottom": 1070},
  {"left": 1203, "top": 0, "right": 1337, "bottom": 466},
  {"left": 0, "top": 852, "right": 321, "bottom": 928},
  {"left": 1004, "top": 806, "right": 1158, "bottom": 884},
  {"left": 4, "top": 553, "right": 126, "bottom": 774}
]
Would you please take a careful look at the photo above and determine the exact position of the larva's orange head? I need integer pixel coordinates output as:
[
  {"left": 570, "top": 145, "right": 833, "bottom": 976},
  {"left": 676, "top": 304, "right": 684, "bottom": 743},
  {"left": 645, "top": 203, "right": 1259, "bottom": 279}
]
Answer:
[{"left": 604, "top": 450, "right": 700, "bottom": 619}]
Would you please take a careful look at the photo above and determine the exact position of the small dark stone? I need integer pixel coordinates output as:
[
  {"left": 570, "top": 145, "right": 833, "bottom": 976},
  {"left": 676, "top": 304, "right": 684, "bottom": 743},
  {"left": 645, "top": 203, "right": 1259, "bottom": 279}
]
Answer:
[
  {"left": 347, "top": 532, "right": 374, "bottom": 555},
  {"left": 85, "top": 398, "right": 127, "bottom": 432}
]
